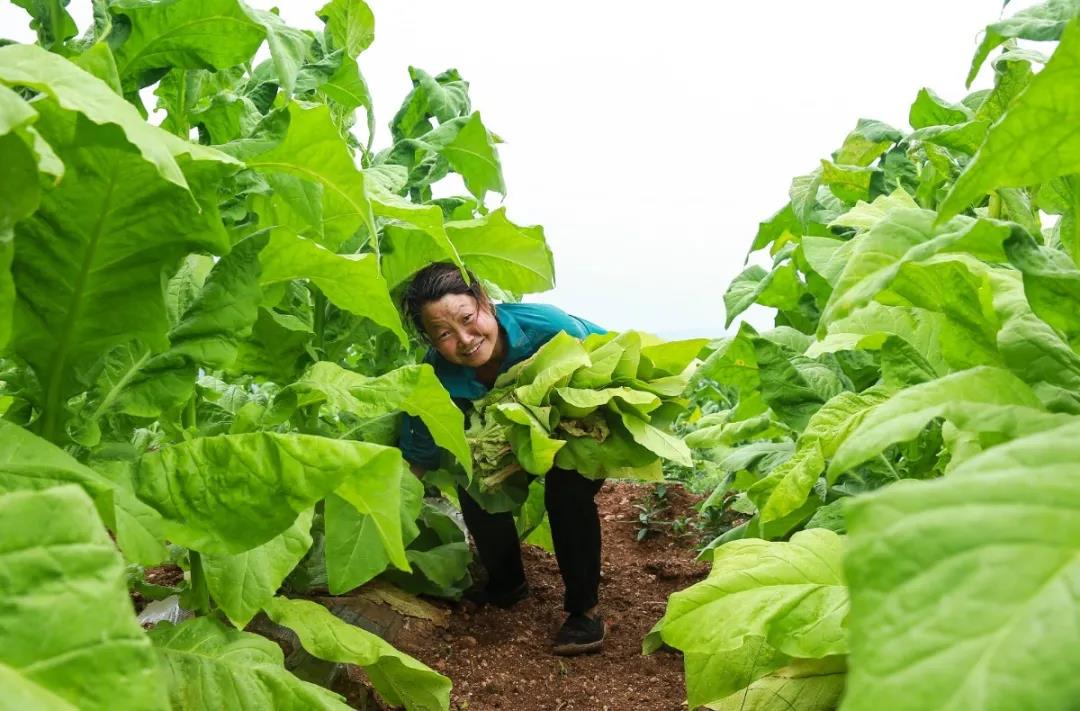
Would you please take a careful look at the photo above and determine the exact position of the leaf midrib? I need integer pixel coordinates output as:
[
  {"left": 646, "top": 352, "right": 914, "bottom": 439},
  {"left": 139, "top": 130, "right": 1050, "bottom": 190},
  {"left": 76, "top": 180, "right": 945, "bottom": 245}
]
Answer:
[{"left": 42, "top": 166, "right": 120, "bottom": 441}]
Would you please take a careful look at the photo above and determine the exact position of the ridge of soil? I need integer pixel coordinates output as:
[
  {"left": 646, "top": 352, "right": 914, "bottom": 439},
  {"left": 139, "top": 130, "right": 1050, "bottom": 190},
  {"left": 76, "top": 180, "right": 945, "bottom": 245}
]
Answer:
[{"left": 394, "top": 480, "right": 709, "bottom": 711}]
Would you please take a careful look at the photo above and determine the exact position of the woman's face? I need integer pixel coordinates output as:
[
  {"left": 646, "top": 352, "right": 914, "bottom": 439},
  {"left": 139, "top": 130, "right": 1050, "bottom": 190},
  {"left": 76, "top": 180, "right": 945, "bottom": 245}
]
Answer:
[{"left": 419, "top": 293, "right": 501, "bottom": 367}]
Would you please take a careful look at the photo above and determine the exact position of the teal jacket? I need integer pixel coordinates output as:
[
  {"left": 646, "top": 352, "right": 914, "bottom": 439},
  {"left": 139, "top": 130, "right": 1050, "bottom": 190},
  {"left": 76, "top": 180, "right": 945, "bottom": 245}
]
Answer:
[{"left": 399, "top": 302, "right": 605, "bottom": 469}]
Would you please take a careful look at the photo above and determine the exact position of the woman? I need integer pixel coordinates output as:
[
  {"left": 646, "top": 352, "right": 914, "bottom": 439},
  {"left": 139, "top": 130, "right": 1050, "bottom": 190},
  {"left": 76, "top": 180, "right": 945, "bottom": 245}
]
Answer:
[{"left": 399, "top": 262, "right": 608, "bottom": 656}]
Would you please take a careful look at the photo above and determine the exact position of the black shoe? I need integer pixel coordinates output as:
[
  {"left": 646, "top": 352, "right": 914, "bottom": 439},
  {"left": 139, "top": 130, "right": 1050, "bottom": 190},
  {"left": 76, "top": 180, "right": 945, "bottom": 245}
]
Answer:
[
  {"left": 462, "top": 580, "right": 530, "bottom": 609},
  {"left": 552, "top": 613, "right": 606, "bottom": 656}
]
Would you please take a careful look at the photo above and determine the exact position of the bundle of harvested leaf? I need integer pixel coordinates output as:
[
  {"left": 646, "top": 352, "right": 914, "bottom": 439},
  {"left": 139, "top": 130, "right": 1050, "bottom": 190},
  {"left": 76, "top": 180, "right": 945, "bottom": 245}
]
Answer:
[{"left": 467, "top": 330, "right": 708, "bottom": 490}]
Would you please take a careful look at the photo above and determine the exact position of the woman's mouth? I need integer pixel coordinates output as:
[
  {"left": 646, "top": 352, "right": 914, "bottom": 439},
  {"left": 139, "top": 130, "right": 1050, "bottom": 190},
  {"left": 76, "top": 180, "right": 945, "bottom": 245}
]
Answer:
[{"left": 461, "top": 340, "right": 483, "bottom": 358}]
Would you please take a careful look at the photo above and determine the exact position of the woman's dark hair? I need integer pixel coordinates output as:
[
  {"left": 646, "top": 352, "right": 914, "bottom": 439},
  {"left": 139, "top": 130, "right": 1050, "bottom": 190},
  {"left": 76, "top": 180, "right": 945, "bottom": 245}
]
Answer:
[{"left": 402, "top": 262, "right": 492, "bottom": 335}]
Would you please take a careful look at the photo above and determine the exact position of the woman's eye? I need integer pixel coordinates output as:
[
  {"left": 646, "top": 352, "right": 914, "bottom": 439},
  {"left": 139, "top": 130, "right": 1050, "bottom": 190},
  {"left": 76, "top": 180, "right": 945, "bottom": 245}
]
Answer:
[
  {"left": 463, "top": 313, "right": 473, "bottom": 323},
  {"left": 437, "top": 331, "right": 450, "bottom": 341}
]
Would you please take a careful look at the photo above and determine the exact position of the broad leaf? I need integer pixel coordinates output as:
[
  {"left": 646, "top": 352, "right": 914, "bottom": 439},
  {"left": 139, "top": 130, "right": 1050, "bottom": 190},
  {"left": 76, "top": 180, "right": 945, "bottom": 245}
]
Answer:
[
  {"left": 259, "top": 231, "right": 407, "bottom": 343},
  {"left": 289, "top": 361, "right": 471, "bottom": 474},
  {"left": 0, "top": 486, "right": 166, "bottom": 711},
  {"left": 0, "top": 43, "right": 220, "bottom": 188},
  {"left": 318, "top": 0, "right": 375, "bottom": 58},
  {"left": 12, "top": 100, "right": 233, "bottom": 441},
  {"left": 110, "top": 0, "right": 266, "bottom": 86},
  {"left": 648, "top": 529, "right": 847, "bottom": 710},
  {"left": 264, "top": 596, "right": 451, "bottom": 711},
  {"left": 413, "top": 112, "right": 504, "bottom": 201},
  {"left": 829, "top": 366, "right": 1056, "bottom": 477},
  {"left": 382, "top": 208, "right": 554, "bottom": 295},
  {"left": 202, "top": 508, "right": 315, "bottom": 628},
  {"left": 843, "top": 420, "right": 1080, "bottom": 710},
  {"left": 235, "top": 102, "right": 376, "bottom": 250},
  {"left": 966, "top": 0, "right": 1080, "bottom": 85},
  {"left": 148, "top": 616, "right": 348, "bottom": 710},
  {"left": 134, "top": 433, "right": 406, "bottom": 555},
  {"left": 943, "top": 18, "right": 1080, "bottom": 220}
]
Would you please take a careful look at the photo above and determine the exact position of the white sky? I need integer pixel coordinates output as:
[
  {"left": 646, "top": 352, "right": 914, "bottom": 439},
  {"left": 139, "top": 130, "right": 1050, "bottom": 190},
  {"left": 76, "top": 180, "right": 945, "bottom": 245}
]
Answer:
[{"left": 1, "top": 0, "right": 1042, "bottom": 337}]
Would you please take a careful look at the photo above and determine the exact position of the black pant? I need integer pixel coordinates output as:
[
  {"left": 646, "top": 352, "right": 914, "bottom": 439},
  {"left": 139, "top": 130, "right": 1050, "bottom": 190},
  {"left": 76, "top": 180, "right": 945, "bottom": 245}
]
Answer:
[{"left": 457, "top": 468, "right": 604, "bottom": 614}]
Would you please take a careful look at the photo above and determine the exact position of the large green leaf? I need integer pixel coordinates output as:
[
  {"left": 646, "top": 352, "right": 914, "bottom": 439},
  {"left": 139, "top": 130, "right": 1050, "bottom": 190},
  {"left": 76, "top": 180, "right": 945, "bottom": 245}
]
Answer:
[
  {"left": 648, "top": 529, "right": 847, "bottom": 710},
  {"left": 9, "top": 0, "right": 78, "bottom": 51},
  {"left": 110, "top": 0, "right": 266, "bottom": 85},
  {"left": 382, "top": 207, "right": 554, "bottom": 294},
  {"left": 264, "top": 596, "right": 451, "bottom": 711},
  {"left": 706, "top": 657, "right": 845, "bottom": 711},
  {"left": 723, "top": 263, "right": 803, "bottom": 326},
  {"left": 747, "top": 388, "right": 890, "bottom": 526},
  {"left": 828, "top": 367, "right": 1061, "bottom": 477},
  {"left": 259, "top": 231, "right": 406, "bottom": 343},
  {"left": 133, "top": 433, "right": 406, "bottom": 555},
  {"left": 324, "top": 482, "right": 420, "bottom": 594},
  {"left": 322, "top": 460, "right": 423, "bottom": 595},
  {"left": 317, "top": 0, "right": 375, "bottom": 58},
  {"left": 288, "top": 362, "right": 470, "bottom": 473},
  {"left": 843, "top": 420, "right": 1080, "bottom": 710},
  {"left": 0, "top": 486, "right": 166, "bottom": 711},
  {"left": 942, "top": 17, "right": 1080, "bottom": 220},
  {"left": 390, "top": 67, "right": 470, "bottom": 142},
  {"left": 235, "top": 102, "right": 376, "bottom": 250},
  {"left": 908, "top": 87, "right": 971, "bottom": 129},
  {"left": 0, "top": 661, "right": 78, "bottom": 711},
  {"left": 148, "top": 616, "right": 348, "bottom": 710},
  {"left": 822, "top": 208, "right": 1012, "bottom": 326},
  {"left": 12, "top": 99, "right": 234, "bottom": 442},
  {"left": 0, "top": 419, "right": 114, "bottom": 503},
  {"left": 1005, "top": 232, "right": 1080, "bottom": 349},
  {"left": 413, "top": 112, "right": 504, "bottom": 201},
  {"left": 202, "top": 508, "right": 315, "bottom": 628},
  {"left": 0, "top": 43, "right": 204, "bottom": 189},
  {"left": 966, "top": 0, "right": 1080, "bottom": 85},
  {"left": 245, "top": 7, "right": 312, "bottom": 96}
]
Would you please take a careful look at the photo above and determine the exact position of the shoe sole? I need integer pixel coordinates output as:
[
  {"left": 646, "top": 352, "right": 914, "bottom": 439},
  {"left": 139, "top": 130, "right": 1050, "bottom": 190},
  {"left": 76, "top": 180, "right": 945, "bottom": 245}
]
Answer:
[{"left": 552, "top": 626, "right": 606, "bottom": 656}]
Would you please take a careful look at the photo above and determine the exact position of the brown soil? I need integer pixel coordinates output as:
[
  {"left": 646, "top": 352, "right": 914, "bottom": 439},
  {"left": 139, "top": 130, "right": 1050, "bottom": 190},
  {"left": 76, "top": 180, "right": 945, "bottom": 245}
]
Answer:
[
  {"left": 131, "top": 562, "right": 185, "bottom": 613},
  {"left": 393, "top": 480, "right": 710, "bottom": 711}
]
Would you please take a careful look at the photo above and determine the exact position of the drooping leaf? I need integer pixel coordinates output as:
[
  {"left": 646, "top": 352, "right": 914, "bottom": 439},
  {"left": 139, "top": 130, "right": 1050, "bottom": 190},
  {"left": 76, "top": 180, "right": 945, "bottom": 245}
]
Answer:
[
  {"left": 287, "top": 362, "right": 470, "bottom": 474},
  {"left": 133, "top": 433, "right": 407, "bottom": 555},
  {"left": 232, "top": 102, "right": 375, "bottom": 250},
  {"left": 202, "top": 508, "right": 315, "bottom": 628},
  {"left": 382, "top": 207, "right": 554, "bottom": 295},
  {"left": 822, "top": 209, "right": 1012, "bottom": 326},
  {"left": 245, "top": 7, "right": 312, "bottom": 96},
  {"left": 9, "top": 0, "right": 78, "bottom": 51},
  {"left": 259, "top": 231, "right": 407, "bottom": 344},
  {"left": 264, "top": 597, "right": 451, "bottom": 711},
  {"left": 412, "top": 112, "right": 505, "bottom": 201},
  {"left": 110, "top": 0, "right": 266, "bottom": 86},
  {"left": 966, "top": 0, "right": 1080, "bottom": 85},
  {"left": 706, "top": 658, "right": 845, "bottom": 711},
  {"left": 324, "top": 469, "right": 423, "bottom": 594},
  {"left": 943, "top": 18, "right": 1080, "bottom": 220},
  {"left": 0, "top": 43, "right": 210, "bottom": 188}
]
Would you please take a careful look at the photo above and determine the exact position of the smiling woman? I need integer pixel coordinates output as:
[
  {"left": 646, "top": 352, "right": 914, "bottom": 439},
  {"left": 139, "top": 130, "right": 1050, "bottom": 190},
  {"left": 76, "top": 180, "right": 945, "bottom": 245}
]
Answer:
[{"left": 398, "top": 262, "right": 611, "bottom": 655}]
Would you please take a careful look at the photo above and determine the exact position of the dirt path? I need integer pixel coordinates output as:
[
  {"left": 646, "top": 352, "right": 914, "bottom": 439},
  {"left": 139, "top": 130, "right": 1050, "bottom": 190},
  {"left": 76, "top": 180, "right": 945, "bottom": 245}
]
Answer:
[{"left": 395, "top": 481, "right": 709, "bottom": 711}]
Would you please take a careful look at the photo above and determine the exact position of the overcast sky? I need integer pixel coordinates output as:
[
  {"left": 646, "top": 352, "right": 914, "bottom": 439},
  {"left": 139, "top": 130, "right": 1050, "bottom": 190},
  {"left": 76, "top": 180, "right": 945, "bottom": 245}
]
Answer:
[{"left": 2, "top": 0, "right": 1039, "bottom": 337}]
